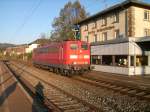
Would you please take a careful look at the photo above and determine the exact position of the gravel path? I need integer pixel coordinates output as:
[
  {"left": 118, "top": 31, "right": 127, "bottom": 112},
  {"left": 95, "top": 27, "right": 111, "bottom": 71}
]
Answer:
[{"left": 10, "top": 61, "right": 150, "bottom": 112}]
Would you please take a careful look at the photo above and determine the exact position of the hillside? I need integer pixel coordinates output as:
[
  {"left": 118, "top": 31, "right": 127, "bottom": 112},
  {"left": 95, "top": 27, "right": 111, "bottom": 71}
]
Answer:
[
  {"left": 0, "top": 43, "right": 15, "bottom": 51},
  {"left": 30, "top": 38, "right": 51, "bottom": 45}
]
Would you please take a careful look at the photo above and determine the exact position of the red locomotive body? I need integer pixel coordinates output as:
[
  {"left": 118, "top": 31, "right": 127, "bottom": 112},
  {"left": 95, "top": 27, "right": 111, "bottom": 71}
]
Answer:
[{"left": 32, "top": 40, "right": 90, "bottom": 75}]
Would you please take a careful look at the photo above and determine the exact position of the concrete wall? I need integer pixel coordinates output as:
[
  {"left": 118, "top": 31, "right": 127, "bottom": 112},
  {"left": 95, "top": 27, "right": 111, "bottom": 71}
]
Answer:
[
  {"left": 93, "top": 65, "right": 150, "bottom": 75},
  {"left": 129, "top": 66, "right": 150, "bottom": 75},
  {"left": 93, "top": 65, "right": 129, "bottom": 75}
]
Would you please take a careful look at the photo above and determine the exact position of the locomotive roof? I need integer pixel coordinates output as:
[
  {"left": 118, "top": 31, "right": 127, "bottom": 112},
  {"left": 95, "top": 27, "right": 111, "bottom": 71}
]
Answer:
[{"left": 36, "top": 40, "right": 88, "bottom": 49}]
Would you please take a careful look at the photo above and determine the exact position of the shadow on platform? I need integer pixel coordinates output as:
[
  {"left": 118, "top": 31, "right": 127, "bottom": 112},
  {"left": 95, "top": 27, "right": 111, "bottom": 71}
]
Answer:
[
  {"left": 0, "top": 82, "right": 17, "bottom": 106},
  {"left": 32, "top": 82, "right": 49, "bottom": 112}
]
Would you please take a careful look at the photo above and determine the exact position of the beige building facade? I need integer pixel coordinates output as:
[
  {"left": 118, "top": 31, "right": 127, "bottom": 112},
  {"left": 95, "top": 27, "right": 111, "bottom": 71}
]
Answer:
[{"left": 78, "top": 0, "right": 150, "bottom": 75}]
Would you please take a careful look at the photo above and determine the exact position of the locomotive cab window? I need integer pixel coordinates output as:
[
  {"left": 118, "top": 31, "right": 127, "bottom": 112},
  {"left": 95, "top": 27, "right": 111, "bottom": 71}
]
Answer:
[
  {"left": 70, "top": 44, "right": 78, "bottom": 50},
  {"left": 81, "top": 43, "right": 88, "bottom": 50}
]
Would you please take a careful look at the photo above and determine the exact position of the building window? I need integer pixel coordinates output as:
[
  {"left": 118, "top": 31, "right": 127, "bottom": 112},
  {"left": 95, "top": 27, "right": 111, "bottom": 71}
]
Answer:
[
  {"left": 131, "top": 56, "right": 148, "bottom": 66},
  {"left": 84, "top": 25, "right": 88, "bottom": 31},
  {"left": 92, "top": 23, "right": 96, "bottom": 29},
  {"left": 102, "top": 18, "right": 107, "bottom": 26},
  {"left": 144, "top": 29, "right": 150, "bottom": 36},
  {"left": 91, "top": 55, "right": 102, "bottom": 65},
  {"left": 102, "top": 32, "right": 107, "bottom": 41},
  {"left": 102, "top": 55, "right": 112, "bottom": 65},
  {"left": 144, "top": 10, "right": 149, "bottom": 20},
  {"left": 136, "top": 56, "right": 148, "bottom": 66},
  {"left": 94, "top": 34, "right": 97, "bottom": 42},
  {"left": 114, "top": 29, "right": 120, "bottom": 38},
  {"left": 113, "top": 13, "right": 119, "bottom": 23},
  {"left": 115, "top": 55, "right": 127, "bottom": 67},
  {"left": 97, "top": 21, "right": 101, "bottom": 29}
]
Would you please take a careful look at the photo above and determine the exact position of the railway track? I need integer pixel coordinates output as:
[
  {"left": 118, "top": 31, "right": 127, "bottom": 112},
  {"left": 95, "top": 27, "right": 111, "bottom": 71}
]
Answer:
[
  {"left": 5, "top": 62, "right": 101, "bottom": 112},
  {"left": 72, "top": 75, "right": 150, "bottom": 102}
]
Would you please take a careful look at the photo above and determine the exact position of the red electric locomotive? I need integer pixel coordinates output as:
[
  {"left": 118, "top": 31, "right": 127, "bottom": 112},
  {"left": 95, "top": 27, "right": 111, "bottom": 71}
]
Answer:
[{"left": 32, "top": 40, "right": 90, "bottom": 76}]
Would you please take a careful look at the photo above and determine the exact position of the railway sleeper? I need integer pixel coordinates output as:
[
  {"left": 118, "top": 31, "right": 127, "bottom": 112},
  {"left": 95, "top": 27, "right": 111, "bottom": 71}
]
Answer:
[
  {"left": 113, "top": 86, "right": 124, "bottom": 90},
  {"left": 64, "top": 107, "right": 90, "bottom": 112},
  {"left": 55, "top": 100, "right": 78, "bottom": 106},
  {"left": 50, "top": 98, "right": 73, "bottom": 103},
  {"left": 143, "top": 94, "right": 150, "bottom": 99},
  {"left": 50, "top": 97, "right": 71, "bottom": 102},
  {"left": 135, "top": 92, "right": 146, "bottom": 96},
  {"left": 46, "top": 89, "right": 62, "bottom": 93},
  {"left": 109, "top": 85, "right": 117, "bottom": 88},
  {"left": 48, "top": 95, "right": 67, "bottom": 99},
  {"left": 50, "top": 98, "right": 70, "bottom": 102},
  {"left": 60, "top": 104, "right": 85, "bottom": 111},
  {"left": 127, "top": 89, "right": 137, "bottom": 95},
  {"left": 104, "top": 83, "right": 112, "bottom": 86},
  {"left": 48, "top": 94, "right": 67, "bottom": 98},
  {"left": 120, "top": 88, "right": 131, "bottom": 92},
  {"left": 51, "top": 100, "right": 71, "bottom": 105},
  {"left": 98, "top": 82, "right": 107, "bottom": 85}
]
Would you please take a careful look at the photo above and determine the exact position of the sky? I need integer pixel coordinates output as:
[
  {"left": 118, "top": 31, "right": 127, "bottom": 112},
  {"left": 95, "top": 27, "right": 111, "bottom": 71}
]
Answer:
[{"left": 0, "top": 0, "right": 150, "bottom": 44}]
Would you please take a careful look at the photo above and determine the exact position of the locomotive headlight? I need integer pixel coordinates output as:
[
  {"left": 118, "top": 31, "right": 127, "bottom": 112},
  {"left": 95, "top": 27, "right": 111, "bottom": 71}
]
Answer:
[
  {"left": 84, "top": 55, "right": 89, "bottom": 59},
  {"left": 70, "top": 55, "right": 78, "bottom": 59},
  {"left": 73, "top": 62, "right": 77, "bottom": 64}
]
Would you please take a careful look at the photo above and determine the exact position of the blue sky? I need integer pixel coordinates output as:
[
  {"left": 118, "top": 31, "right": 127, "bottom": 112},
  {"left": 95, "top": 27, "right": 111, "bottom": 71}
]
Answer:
[{"left": 0, "top": 0, "right": 150, "bottom": 44}]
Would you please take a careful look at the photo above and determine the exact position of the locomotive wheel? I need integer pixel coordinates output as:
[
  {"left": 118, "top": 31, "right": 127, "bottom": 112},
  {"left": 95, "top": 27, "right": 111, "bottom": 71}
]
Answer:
[
  {"left": 52, "top": 68, "right": 55, "bottom": 73},
  {"left": 49, "top": 67, "right": 53, "bottom": 72},
  {"left": 70, "top": 70, "right": 74, "bottom": 75},
  {"left": 64, "top": 70, "right": 69, "bottom": 76},
  {"left": 67, "top": 70, "right": 72, "bottom": 77},
  {"left": 60, "top": 69, "right": 66, "bottom": 76},
  {"left": 64, "top": 70, "right": 68, "bottom": 76},
  {"left": 79, "top": 70, "right": 84, "bottom": 75},
  {"left": 60, "top": 69, "right": 64, "bottom": 75},
  {"left": 55, "top": 68, "right": 59, "bottom": 74}
]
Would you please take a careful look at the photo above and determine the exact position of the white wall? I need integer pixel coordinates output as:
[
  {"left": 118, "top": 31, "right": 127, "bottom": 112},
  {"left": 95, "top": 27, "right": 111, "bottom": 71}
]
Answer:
[
  {"left": 93, "top": 65, "right": 129, "bottom": 75},
  {"left": 129, "top": 66, "right": 150, "bottom": 75},
  {"left": 26, "top": 44, "right": 39, "bottom": 53},
  {"left": 91, "top": 41, "right": 143, "bottom": 56},
  {"left": 93, "top": 65, "right": 150, "bottom": 75}
]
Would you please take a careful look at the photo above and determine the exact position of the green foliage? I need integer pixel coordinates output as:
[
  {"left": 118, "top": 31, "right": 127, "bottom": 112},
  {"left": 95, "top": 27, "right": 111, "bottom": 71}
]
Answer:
[
  {"left": 51, "top": 0, "right": 88, "bottom": 41},
  {"left": 4, "top": 52, "right": 32, "bottom": 61},
  {"left": 25, "top": 52, "right": 32, "bottom": 60}
]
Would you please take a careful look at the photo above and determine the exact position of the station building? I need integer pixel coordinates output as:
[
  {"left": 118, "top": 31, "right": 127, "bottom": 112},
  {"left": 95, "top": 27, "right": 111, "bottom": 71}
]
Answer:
[{"left": 78, "top": 0, "right": 150, "bottom": 75}]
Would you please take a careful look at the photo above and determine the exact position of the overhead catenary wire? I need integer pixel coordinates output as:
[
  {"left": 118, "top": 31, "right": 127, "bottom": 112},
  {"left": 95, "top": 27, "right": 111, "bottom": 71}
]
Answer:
[{"left": 12, "top": 0, "right": 42, "bottom": 40}]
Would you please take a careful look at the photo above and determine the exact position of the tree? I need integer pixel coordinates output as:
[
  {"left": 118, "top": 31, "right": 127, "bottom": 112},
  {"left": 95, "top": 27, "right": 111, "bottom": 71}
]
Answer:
[{"left": 51, "top": 0, "right": 88, "bottom": 41}]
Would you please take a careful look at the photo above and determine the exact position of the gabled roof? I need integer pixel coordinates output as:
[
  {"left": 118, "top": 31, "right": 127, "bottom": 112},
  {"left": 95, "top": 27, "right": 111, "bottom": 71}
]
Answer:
[{"left": 77, "top": 0, "right": 150, "bottom": 25}]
